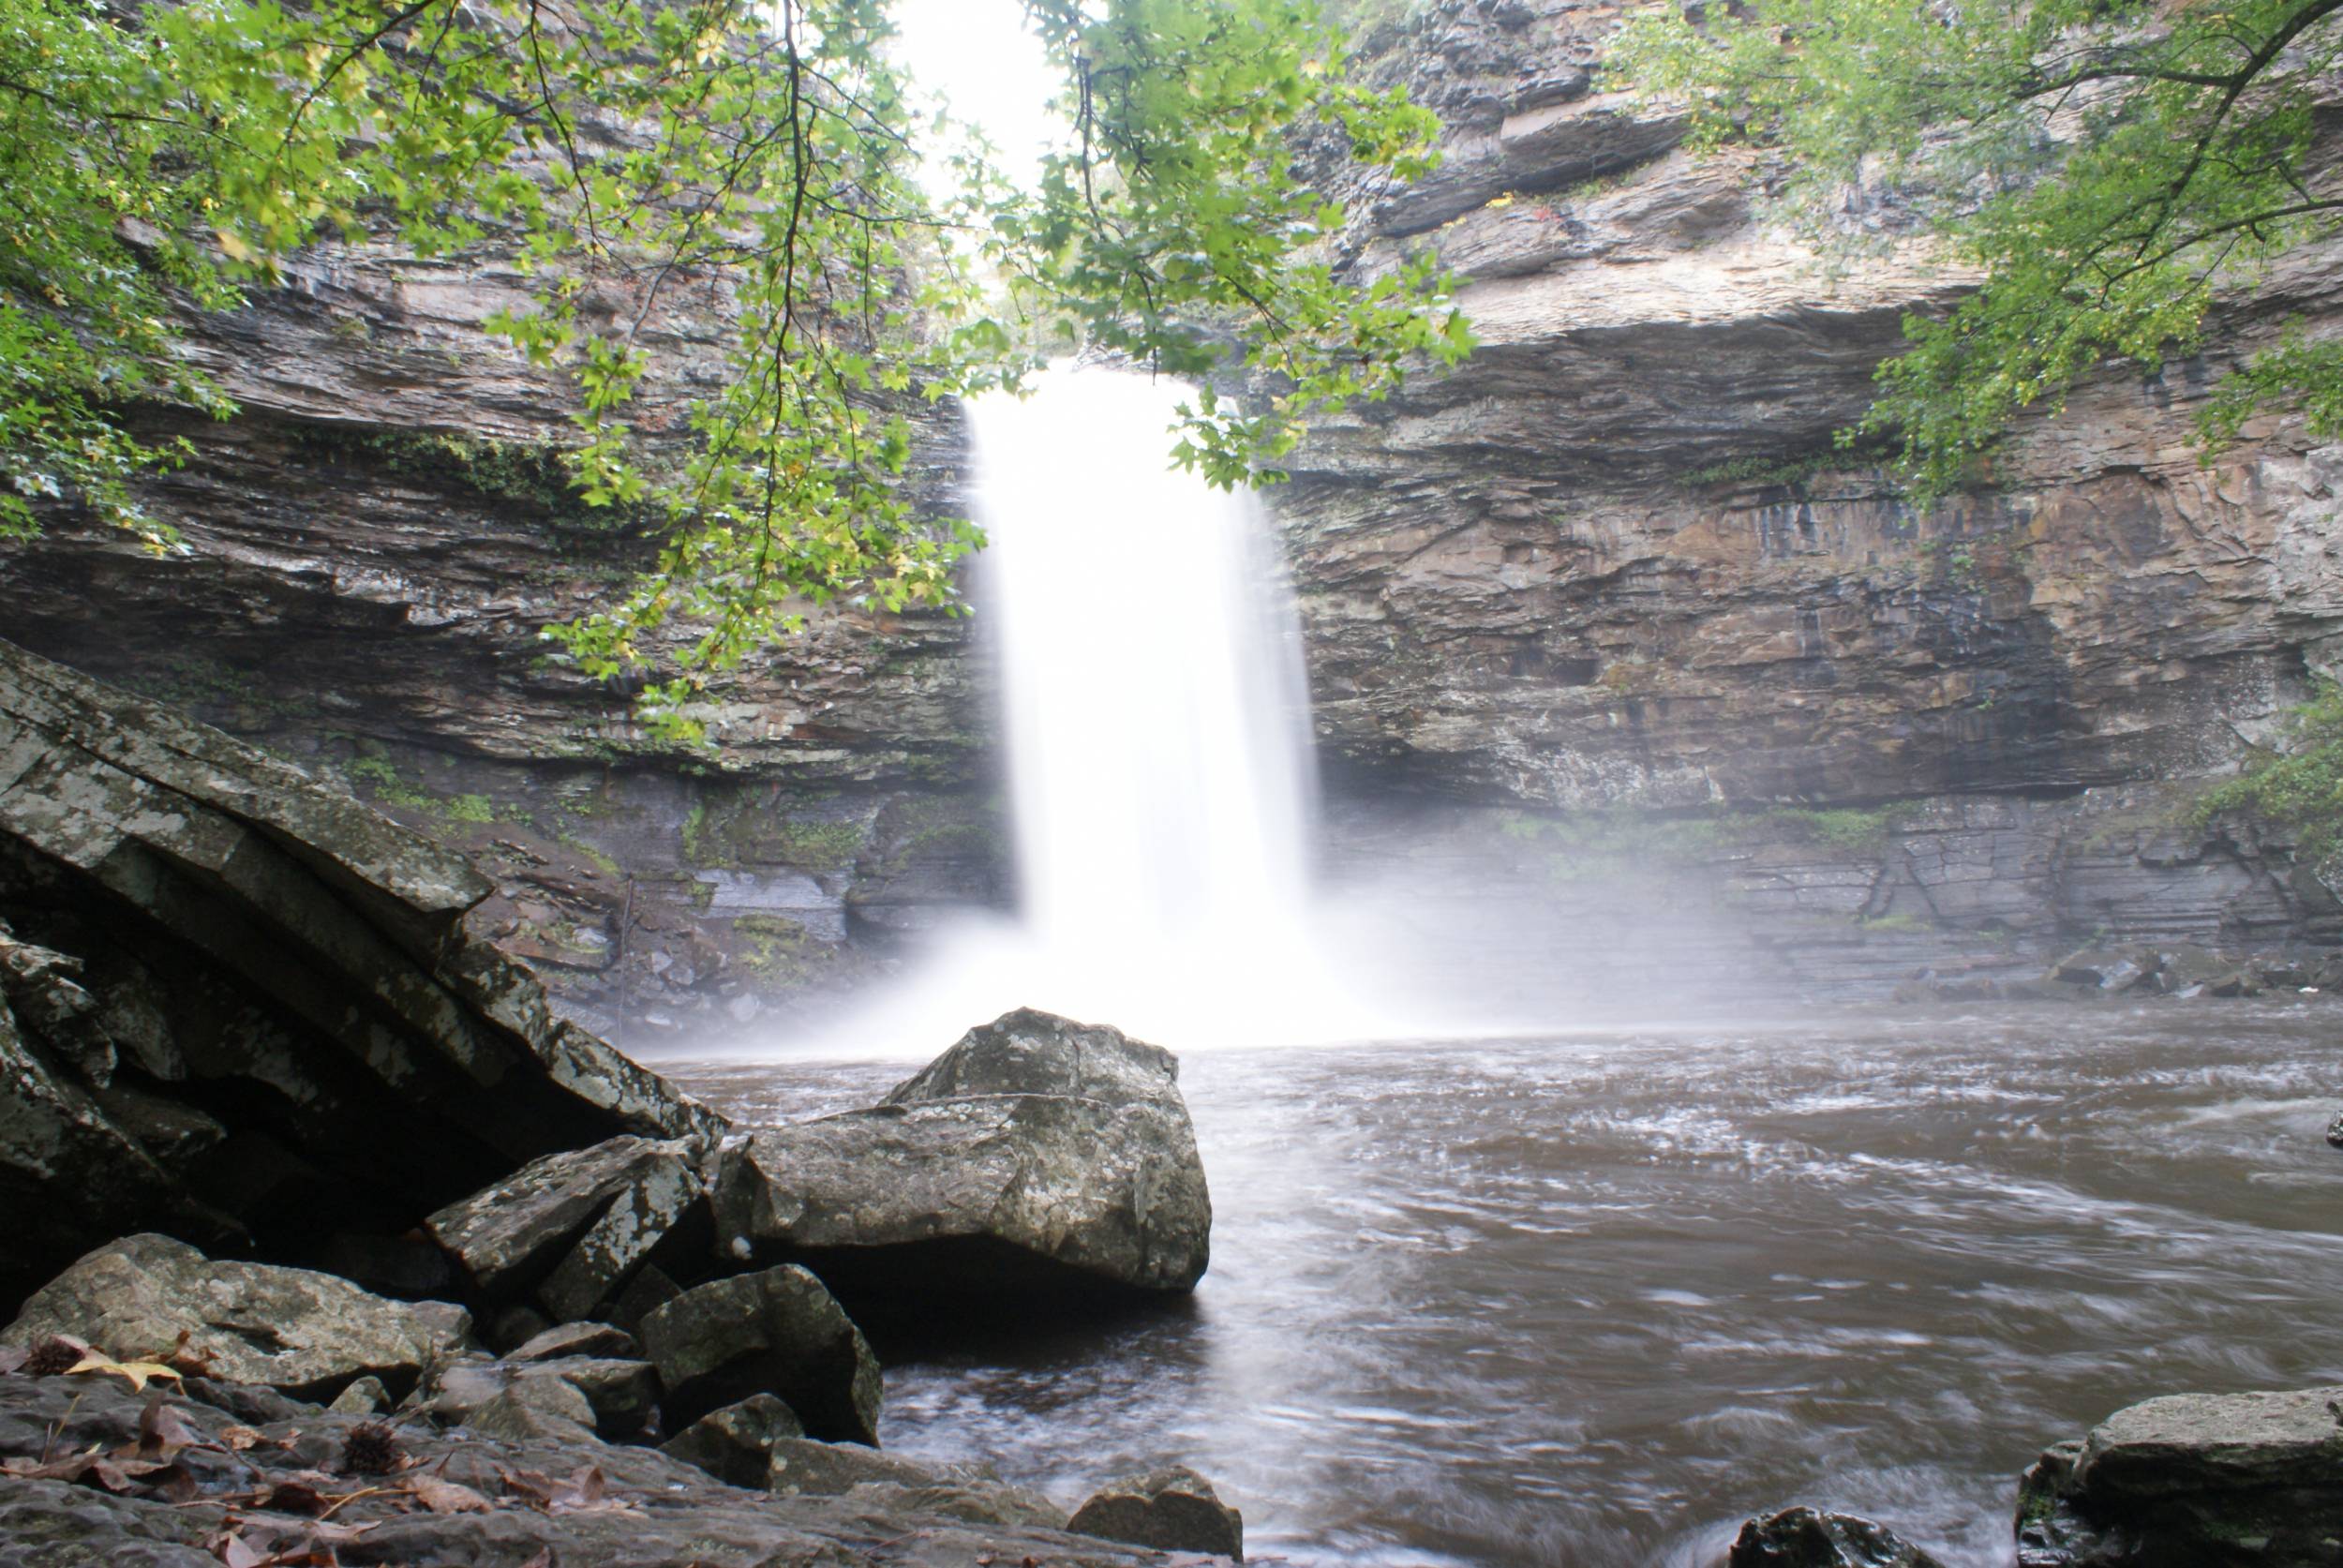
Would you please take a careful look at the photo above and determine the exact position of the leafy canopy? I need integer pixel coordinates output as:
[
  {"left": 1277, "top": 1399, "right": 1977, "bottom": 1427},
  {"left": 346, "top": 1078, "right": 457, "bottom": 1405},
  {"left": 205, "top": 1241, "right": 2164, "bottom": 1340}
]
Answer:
[
  {"left": 1616, "top": 0, "right": 2343, "bottom": 496},
  {"left": 0, "top": 0, "right": 1470, "bottom": 732}
]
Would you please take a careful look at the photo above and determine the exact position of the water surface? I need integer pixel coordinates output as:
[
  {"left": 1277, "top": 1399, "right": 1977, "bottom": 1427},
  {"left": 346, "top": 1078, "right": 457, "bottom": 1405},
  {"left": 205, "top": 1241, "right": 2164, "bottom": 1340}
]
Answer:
[{"left": 670, "top": 999, "right": 2343, "bottom": 1567}]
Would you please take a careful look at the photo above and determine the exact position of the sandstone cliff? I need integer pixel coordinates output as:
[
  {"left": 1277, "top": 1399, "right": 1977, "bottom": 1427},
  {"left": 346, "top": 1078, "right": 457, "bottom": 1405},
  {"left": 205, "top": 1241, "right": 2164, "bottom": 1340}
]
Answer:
[{"left": 3, "top": 0, "right": 2340, "bottom": 1024}]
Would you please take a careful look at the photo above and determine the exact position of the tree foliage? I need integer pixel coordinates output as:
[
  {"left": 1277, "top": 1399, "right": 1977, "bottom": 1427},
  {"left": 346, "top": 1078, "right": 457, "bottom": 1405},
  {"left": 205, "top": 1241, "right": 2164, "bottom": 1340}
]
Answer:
[
  {"left": 2198, "top": 679, "right": 2343, "bottom": 867},
  {"left": 1617, "top": 0, "right": 2343, "bottom": 497},
  {"left": 0, "top": 0, "right": 1469, "bottom": 732}
]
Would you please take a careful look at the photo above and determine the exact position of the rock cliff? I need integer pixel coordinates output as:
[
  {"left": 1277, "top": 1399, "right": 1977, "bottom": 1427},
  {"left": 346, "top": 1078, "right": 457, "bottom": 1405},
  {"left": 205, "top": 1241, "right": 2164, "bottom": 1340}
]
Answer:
[{"left": 3, "top": 0, "right": 2340, "bottom": 1023}]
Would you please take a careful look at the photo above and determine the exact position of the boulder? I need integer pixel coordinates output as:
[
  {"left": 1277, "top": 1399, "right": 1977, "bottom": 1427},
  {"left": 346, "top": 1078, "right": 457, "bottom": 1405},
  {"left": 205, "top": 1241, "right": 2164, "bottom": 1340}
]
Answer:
[
  {"left": 885, "top": 1008, "right": 1185, "bottom": 1108},
  {"left": 425, "top": 1135, "right": 709, "bottom": 1322},
  {"left": 711, "top": 1008, "right": 1212, "bottom": 1305},
  {"left": 3, "top": 1233, "right": 471, "bottom": 1402},
  {"left": 2052, "top": 948, "right": 2155, "bottom": 993},
  {"left": 0, "top": 637, "right": 724, "bottom": 1304},
  {"left": 1728, "top": 1506, "right": 1946, "bottom": 1566},
  {"left": 1067, "top": 1465, "right": 1244, "bottom": 1559},
  {"left": 2016, "top": 1386, "right": 2343, "bottom": 1565},
  {"left": 763, "top": 1438, "right": 1067, "bottom": 1531},
  {"left": 662, "top": 1394, "right": 805, "bottom": 1488},
  {"left": 638, "top": 1264, "right": 882, "bottom": 1442}
]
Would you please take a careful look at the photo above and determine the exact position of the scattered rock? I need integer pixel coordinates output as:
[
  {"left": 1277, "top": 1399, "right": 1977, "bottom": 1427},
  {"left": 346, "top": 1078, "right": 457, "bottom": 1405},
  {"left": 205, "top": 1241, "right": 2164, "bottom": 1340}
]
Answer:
[
  {"left": 767, "top": 1438, "right": 1069, "bottom": 1530},
  {"left": 638, "top": 1264, "right": 882, "bottom": 1442},
  {"left": 1728, "top": 1505, "right": 1946, "bottom": 1566},
  {"left": 712, "top": 1008, "right": 1212, "bottom": 1306},
  {"left": 2015, "top": 1386, "right": 2343, "bottom": 1565},
  {"left": 1067, "top": 1464, "right": 1245, "bottom": 1559},
  {"left": 425, "top": 1135, "right": 709, "bottom": 1312},
  {"left": 3, "top": 1233, "right": 472, "bottom": 1401},
  {"left": 2325, "top": 1112, "right": 2343, "bottom": 1149},
  {"left": 662, "top": 1394, "right": 804, "bottom": 1488},
  {"left": 2052, "top": 948, "right": 2154, "bottom": 993}
]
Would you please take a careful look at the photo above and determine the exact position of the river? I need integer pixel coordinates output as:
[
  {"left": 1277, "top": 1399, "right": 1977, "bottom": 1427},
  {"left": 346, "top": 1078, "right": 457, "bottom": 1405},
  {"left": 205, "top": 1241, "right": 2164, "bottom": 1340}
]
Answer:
[{"left": 672, "top": 997, "right": 2343, "bottom": 1567}]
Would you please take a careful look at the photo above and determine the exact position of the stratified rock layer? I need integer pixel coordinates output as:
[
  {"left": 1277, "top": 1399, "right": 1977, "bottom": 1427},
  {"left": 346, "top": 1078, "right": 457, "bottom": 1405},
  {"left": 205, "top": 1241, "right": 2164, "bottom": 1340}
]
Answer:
[{"left": 0, "top": 637, "right": 719, "bottom": 1307}]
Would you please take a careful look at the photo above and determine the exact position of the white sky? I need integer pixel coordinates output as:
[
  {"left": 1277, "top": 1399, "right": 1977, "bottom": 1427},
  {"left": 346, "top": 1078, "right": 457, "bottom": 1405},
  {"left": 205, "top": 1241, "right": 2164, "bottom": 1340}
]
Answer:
[{"left": 889, "top": 0, "right": 1067, "bottom": 189}]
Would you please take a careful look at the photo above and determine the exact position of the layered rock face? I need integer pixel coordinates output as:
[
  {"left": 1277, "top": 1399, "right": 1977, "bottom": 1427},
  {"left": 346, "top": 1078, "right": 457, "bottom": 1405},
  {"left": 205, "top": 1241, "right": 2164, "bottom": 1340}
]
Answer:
[
  {"left": 1265, "top": 0, "right": 2343, "bottom": 978},
  {"left": 5, "top": 0, "right": 2342, "bottom": 1021},
  {"left": 0, "top": 638, "right": 718, "bottom": 1305},
  {"left": 0, "top": 238, "right": 1006, "bottom": 1043}
]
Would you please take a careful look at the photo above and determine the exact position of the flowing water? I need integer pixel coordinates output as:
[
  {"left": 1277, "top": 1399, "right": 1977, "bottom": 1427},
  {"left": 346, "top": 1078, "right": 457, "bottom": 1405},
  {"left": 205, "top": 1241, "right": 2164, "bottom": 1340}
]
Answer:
[
  {"left": 673, "top": 1000, "right": 2343, "bottom": 1568},
  {"left": 696, "top": 368, "right": 2343, "bottom": 1561}
]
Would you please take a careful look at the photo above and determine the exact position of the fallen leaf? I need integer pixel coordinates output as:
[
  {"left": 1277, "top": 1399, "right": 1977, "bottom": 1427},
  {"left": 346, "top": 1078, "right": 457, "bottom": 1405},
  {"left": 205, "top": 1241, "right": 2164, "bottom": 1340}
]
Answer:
[
  {"left": 405, "top": 1473, "right": 493, "bottom": 1514},
  {"left": 220, "top": 1426, "right": 263, "bottom": 1452},
  {"left": 518, "top": 1552, "right": 555, "bottom": 1568},
  {"left": 66, "top": 1349, "right": 184, "bottom": 1394},
  {"left": 547, "top": 1464, "right": 637, "bottom": 1516},
  {"left": 137, "top": 1391, "right": 211, "bottom": 1458}
]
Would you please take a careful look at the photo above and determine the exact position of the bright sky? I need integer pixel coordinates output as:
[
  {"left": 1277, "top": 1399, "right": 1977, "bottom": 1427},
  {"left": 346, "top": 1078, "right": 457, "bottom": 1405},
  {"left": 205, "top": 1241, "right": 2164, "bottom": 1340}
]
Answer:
[{"left": 889, "top": 0, "right": 1067, "bottom": 190}]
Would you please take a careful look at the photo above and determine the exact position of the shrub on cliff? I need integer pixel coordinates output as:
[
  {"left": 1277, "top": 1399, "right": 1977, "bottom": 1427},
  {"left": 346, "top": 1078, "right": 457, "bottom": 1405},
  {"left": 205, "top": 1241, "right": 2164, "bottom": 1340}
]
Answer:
[
  {"left": 0, "top": 0, "right": 1470, "bottom": 734},
  {"left": 1618, "top": 0, "right": 2343, "bottom": 497}
]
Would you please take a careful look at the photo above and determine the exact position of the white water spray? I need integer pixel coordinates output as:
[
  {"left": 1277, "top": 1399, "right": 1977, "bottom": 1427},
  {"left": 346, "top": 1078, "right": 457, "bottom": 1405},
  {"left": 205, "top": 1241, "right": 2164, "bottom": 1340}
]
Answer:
[{"left": 777, "top": 366, "right": 1383, "bottom": 1055}]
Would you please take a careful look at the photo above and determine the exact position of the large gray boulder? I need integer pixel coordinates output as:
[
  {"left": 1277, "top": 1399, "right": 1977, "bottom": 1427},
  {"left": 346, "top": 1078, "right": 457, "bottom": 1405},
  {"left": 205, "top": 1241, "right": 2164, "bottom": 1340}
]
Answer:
[
  {"left": 1067, "top": 1465, "right": 1244, "bottom": 1559},
  {"left": 2016, "top": 1387, "right": 2343, "bottom": 1565},
  {"left": 0, "top": 637, "right": 723, "bottom": 1306},
  {"left": 638, "top": 1264, "right": 882, "bottom": 1443},
  {"left": 711, "top": 1009, "right": 1211, "bottom": 1302},
  {"left": 3, "top": 1233, "right": 471, "bottom": 1402}
]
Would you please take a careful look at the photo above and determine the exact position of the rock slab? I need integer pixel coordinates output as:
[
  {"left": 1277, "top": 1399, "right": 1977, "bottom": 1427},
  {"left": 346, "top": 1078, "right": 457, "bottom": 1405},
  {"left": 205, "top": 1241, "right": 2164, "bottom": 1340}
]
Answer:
[
  {"left": 3, "top": 1233, "right": 470, "bottom": 1402},
  {"left": 2017, "top": 1386, "right": 2343, "bottom": 1566}
]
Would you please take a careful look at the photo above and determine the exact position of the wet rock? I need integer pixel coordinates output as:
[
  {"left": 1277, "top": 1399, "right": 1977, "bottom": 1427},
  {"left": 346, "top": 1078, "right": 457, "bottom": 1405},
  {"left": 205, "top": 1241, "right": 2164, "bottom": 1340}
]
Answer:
[
  {"left": 425, "top": 1134, "right": 709, "bottom": 1322},
  {"left": 2324, "top": 1112, "right": 2343, "bottom": 1149},
  {"left": 638, "top": 1263, "right": 882, "bottom": 1442},
  {"left": 1067, "top": 1464, "right": 1245, "bottom": 1559},
  {"left": 1728, "top": 1505, "right": 1946, "bottom": 1566},
  {"left": 3, "top": 1233, "right": 471, "bottom": 1402},
  {"left": 662, "top": 1394, "right": 804, "bottom": 1488},
  {"left": 712, "top": 1008, "right": 1212, "bottom": 1304},
  {"left": 2015, "top": 1386, "right": 2343, "bottom": 1565}
]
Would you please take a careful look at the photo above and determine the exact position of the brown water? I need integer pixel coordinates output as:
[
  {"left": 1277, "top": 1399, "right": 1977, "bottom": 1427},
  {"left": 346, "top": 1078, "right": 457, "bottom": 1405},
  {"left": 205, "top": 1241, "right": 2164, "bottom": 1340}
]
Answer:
[{"left": 667, "top": 999, "right": 2343, "bottom": 1567}]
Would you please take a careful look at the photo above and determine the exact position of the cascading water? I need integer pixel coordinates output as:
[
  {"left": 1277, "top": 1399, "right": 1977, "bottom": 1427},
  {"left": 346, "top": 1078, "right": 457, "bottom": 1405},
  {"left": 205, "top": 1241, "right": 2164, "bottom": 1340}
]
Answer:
[{"left": 794, "top": 365, "right": 1380, "bottom": 1053}]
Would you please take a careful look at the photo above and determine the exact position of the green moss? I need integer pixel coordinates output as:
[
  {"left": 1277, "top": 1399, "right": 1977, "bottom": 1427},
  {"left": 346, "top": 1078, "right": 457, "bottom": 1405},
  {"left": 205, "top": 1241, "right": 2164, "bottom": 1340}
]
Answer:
[
  {"left": 1679, "top": 440, "right": 1900, "bottom": 491},
  {"left": 444, "top": 794, "right": 497, "bottom": 824},
  {"left": 734, "top": 914, "right": 818, "bottom": 985},
  {"left": 767, "top": 820, "right": 864, "bottom": 874},
  {"left": 560, "top": 835, "right": 625, "bottom": 878},
  {"left": 679, "top": 801, "right": 720, "bottom": 867},
  {"left": 2195, "top": 679, "right": 2343, "bottom": 865}
]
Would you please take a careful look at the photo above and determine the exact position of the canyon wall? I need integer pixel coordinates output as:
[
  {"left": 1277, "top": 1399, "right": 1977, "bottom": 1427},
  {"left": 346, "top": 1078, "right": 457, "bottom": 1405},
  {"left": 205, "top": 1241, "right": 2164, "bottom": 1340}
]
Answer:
[{"left": 5, "top": 0, "right": 2341, "bottom": 1031}]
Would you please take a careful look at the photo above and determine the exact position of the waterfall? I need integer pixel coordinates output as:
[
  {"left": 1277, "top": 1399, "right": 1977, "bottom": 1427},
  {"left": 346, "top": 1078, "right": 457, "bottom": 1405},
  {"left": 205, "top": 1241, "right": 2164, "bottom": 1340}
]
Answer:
[
  {"left": 979, "top": 367, "right": 1316, "bottom": 974},
  {"left": 781, "top": 365, "right": 1380, "bottom": 1054}
]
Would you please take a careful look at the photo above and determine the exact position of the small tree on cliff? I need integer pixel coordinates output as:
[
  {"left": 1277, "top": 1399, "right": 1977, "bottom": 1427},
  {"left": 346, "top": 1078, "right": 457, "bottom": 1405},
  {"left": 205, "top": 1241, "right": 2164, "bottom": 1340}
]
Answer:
[
  {"left": 1616, "top": 0, "right": 2343, "bottom": 497},
  {"left": 0, "top": 0, "right": 1470, "bottom": 731}
]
